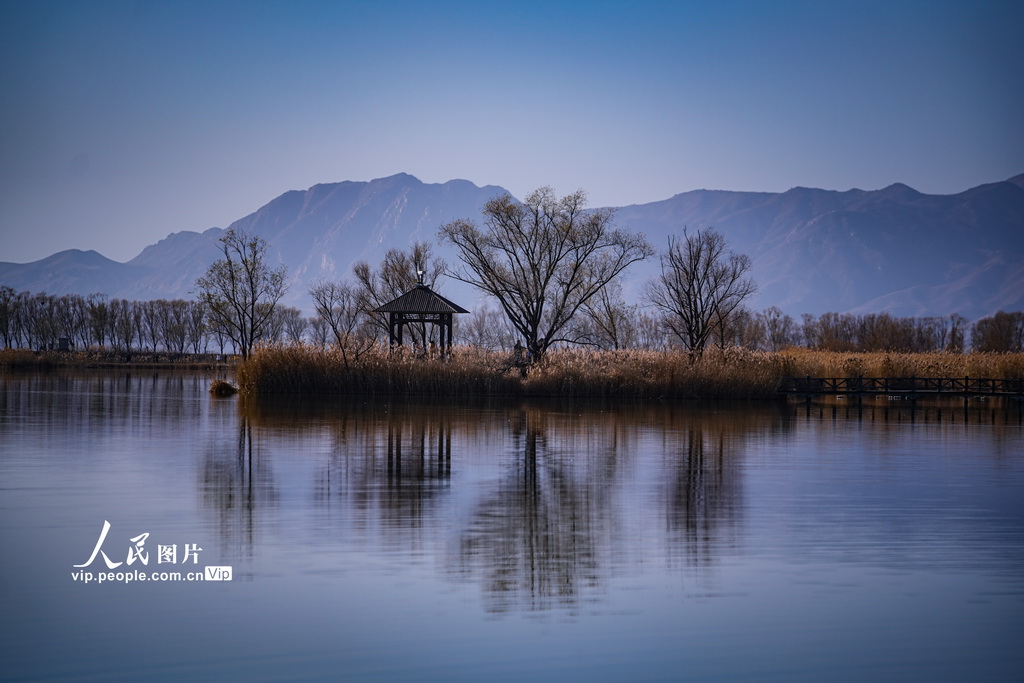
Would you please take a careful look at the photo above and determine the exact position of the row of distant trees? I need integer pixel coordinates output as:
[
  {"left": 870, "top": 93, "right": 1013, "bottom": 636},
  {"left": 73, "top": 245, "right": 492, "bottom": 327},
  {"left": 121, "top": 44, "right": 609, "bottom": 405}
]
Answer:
[
  {"left": 4, "top": 187, "right": 1022, "bottom": 357},
  {"left": 3, "top": 284, "right": 1019, "bottom": 355},
  {"left": 467, "top": 304, "right": 1021, "bottom": 354},
  {"left": 0, "top": 285, "right": 353, "bottom": 355},
  {"left": 3, "top": 285, "right": 1020, "bottom": 357}
]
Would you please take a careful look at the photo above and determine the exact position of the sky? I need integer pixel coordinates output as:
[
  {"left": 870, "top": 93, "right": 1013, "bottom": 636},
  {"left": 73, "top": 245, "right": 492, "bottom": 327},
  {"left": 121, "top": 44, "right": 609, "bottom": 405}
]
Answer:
[{"left": 1, "top": 0, "right": 1022, "bottom": 264}]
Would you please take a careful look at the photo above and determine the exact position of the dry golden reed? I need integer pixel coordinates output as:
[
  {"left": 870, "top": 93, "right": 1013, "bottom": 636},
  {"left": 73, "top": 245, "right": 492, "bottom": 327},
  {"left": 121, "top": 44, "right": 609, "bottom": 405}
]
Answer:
[
  {"left": 774, "top": 349, "right": 1024, "bottom": 380},
  {"left": 235, "top": 344, "right": 1024, "bottom": 399}
]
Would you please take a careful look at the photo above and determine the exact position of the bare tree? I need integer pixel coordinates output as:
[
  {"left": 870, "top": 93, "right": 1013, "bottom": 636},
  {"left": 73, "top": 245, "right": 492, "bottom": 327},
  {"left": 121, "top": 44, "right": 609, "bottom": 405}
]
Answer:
[
  {"left": 263, "top": 306, "right": 287, "bottom": 344},
  {"left": 712, "top": 306, "right": 762, "bottom": 350},
  {"left": 29, "top": 293, "right": 59, "bottom": 350},
  {"left": 576, "top": 281, "right": 639, "bottom": 350},
  {"left": 440, "top": 187, "right": 653, "bottom": 361},
  {"left": 110, "top": 298, "right": 142, "bottom": 355},
  {"left": 10, "top": 291, "right": 31, "bottom": 348},
  {"left": 279, "top": 307, "right": 308, "bottom": 344},
  {"left": 758, "top": 306, "right": 796, "bottom": 351},
  {"left": 308, "top": 279, "right": 376, "bottom": 366},
  {"left": 186, "top": 300, "right": 208, "bottom": 353},
  {"left": 51, "top": 294, "right": 86, "bottom": 349},
  {"left": 971, "top": 311, "right": 1024, "bottom": 352},
  {"left": 946, "top": 314, "right": 967, "bottom": 353},
  {"left": 139, "top": 300, "right": 161, "bottom": 352},
  {"left": 160, "top": 300, "right": 192, "bottom": 354},
  {"left": 194, "top": 229, "right": 288, "bottom": 358},
  {"left": 0, "top": 286, "right": 16, "bottom": 348},
  {"left": 644, "top": 228, "right": 756, "bottom": 361},
  {"left": 634, "top": 312, "right": 668, "bottom": 350},
  {"left": 85, "top": 294, "right": 111, "bottom": 349},
  {"left": 307, "top": 315, "right": 330, "bottom": 347},
  {"left": 461, "top": 304, "right": 517, "bottom": 351}
]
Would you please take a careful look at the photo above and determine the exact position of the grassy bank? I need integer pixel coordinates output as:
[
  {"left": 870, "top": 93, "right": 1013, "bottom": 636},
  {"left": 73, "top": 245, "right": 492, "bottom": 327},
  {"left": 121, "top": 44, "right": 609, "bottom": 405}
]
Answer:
[{"left": 234, "top": 345, "right": 1024, "bottom": 399}]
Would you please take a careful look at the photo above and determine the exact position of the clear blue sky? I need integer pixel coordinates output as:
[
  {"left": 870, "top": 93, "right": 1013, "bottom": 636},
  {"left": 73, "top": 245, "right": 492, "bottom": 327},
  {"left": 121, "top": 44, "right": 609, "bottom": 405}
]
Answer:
[{"left": 2, "top": 0, "right": 1021, "bottom": 263}]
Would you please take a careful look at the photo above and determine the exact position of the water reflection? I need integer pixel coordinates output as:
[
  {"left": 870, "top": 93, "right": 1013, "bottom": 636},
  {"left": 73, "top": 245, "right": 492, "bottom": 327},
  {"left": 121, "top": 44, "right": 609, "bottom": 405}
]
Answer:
[
  {"left": 200, "top": 416, "right": 277, "bottom": 564},
  {"left": 234, "top": 396, "right": 784, "bottom": 614},
  {"left": 662, "top": 427, "right": 741, "bottom": 571},
  {"left": 794, "top": 394, "right": 1024, "bottom": 426},
  {"left": 4, "top": 372, "right": 1023, "bottom": 680},
  {"left": 451, "top": 407, "right": 612, "bottom": 614},
  {"left": 247, "top": 400, "right": 462, "bottom": 542},
  {"left": 0, "top": 371, "right": 215, "bottom": 450}
]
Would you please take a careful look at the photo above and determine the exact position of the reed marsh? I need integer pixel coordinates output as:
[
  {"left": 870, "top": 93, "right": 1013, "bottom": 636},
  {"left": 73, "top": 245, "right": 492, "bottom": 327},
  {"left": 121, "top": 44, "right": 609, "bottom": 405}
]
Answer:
[{"left": 234, "top": 344, "right": 1024, "bottom": 399}]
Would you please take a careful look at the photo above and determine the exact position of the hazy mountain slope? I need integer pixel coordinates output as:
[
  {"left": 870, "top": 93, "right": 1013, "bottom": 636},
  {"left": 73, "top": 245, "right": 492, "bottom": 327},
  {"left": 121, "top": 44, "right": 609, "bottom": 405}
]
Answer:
[
  {"left": 0, "top": 249, "right": 153, "bottom": 298},
  {"left": 126, "top": 228, "right": 225, "bottom": 300}
]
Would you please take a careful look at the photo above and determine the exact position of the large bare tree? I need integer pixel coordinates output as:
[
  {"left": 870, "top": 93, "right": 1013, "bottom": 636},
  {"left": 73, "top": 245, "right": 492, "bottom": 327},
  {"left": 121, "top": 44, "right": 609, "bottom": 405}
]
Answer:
[
  {"left": 645, "top": 228, "right": 756, "bottom": 361},
  {"left": 194, "top": 229, "right": 288, "bottom": 358},
  {"left": 439, "top": 187, "right": 653, "bottom": 360}
]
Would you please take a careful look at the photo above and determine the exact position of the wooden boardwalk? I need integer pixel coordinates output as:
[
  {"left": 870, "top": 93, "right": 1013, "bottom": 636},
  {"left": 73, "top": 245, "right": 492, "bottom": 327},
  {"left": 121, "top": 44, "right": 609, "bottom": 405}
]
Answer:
[{"left": 779, "top": 376, "right": 1024, "bottom": 399}]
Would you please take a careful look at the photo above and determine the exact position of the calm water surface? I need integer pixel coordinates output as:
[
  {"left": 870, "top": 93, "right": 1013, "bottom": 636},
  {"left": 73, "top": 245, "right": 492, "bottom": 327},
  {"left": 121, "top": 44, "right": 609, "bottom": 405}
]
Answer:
[{"left": 1, "top": 371, "right": 1022, "bottom": 681}]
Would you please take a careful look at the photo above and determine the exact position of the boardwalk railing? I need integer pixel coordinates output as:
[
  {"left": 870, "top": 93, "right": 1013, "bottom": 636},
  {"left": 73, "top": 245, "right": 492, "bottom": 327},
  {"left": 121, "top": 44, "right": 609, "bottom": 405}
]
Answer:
[{"left": 779, "top": 377, "right": 1024, "bottom": 397}]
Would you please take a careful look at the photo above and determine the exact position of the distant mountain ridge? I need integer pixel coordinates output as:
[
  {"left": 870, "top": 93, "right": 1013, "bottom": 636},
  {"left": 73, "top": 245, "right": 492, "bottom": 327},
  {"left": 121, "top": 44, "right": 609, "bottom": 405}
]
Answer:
[
  {"left": 613, "top": 174, "right": 1024, "bottom": 319},
  {"left": 1, "top": 172, "right": 1022, "bottom": 320}
]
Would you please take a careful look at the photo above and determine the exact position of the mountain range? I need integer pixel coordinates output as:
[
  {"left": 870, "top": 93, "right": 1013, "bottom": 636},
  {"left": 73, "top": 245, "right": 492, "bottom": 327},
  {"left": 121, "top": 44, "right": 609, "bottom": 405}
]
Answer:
[{"left": 2, "top": 172, "right": 1022, "bottom": 321}]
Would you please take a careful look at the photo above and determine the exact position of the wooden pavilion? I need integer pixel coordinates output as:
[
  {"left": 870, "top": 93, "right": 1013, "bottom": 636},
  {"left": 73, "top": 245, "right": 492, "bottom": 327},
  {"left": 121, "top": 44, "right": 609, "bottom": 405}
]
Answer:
[{"left": 374, "top": 282, "right": 469, "bottom": 354}]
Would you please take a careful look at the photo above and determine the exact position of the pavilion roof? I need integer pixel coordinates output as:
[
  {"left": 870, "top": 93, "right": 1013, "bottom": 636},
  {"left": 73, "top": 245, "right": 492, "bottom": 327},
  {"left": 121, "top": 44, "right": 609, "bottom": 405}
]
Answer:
[{"left": 373, "top": 284, "right": 469, "bottom": 314}]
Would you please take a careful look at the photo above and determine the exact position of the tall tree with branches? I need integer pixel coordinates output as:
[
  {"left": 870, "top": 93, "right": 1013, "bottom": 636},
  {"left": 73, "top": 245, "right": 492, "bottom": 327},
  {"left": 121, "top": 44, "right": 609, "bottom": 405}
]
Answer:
[
  {"left": 440, "top": 187, "right": 653, "bottom": 360},
  {"left": 194, "top": 229, "right": 288, "bottom": 358},
  {"left": 645, "top": 228, "right": 756, "bottom": 361}
]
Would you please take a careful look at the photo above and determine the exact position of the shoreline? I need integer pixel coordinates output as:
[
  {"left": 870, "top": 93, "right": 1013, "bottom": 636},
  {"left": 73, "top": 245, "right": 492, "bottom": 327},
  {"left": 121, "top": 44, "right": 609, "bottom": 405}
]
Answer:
[{"left": 0, "top": 349, "right": 235, "bottom": 371}]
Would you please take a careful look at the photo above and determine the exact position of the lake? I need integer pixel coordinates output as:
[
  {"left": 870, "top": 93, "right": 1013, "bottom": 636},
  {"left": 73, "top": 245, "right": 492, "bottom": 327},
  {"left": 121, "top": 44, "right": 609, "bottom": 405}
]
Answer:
[{"left": 1, "top": 371, "right": 1022, "bottom": 681}]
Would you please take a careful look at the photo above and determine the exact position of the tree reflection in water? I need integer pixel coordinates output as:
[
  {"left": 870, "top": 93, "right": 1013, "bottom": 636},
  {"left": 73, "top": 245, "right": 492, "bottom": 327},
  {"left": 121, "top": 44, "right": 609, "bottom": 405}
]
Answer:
[
  {"left": 662, "top": 426, "right": 741, "bottom": 572},
  {"left": 450, "top": 407, "right": 612, "bottom": 614},
  {"left": 214, "top": 395, "right": 783, "bottom": 615},
  {"left": 199, "top": 414, "right": 278, "bottom": 564}
]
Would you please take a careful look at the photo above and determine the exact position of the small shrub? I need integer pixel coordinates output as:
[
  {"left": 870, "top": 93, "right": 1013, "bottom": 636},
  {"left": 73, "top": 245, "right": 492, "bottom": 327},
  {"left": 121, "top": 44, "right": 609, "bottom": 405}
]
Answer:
[{"left": 209, "top": 379, "right": 238, "bottom": 396}]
